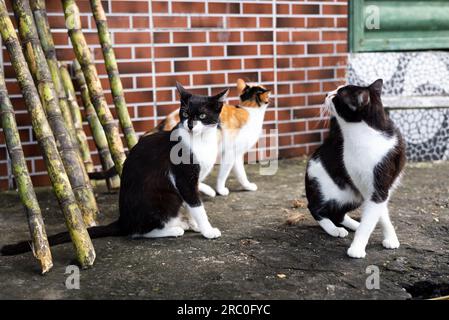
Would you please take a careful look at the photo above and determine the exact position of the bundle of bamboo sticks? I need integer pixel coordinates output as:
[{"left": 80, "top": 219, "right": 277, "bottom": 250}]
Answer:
[{"left": 0, "top": 0, "right": 136, "bottom": 274}]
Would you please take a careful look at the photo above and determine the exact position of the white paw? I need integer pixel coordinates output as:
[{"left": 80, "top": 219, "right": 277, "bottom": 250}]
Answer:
[
  {"left": 242, "top": 182, "right": 257, "bottom": 191},
  {"left": 199, "top": 184, "right": 216, "bottom": 197},
  {"left": 382, "top": 237, "right": 400, "bottom": 249},
  {"left": 347, "top": 245, "right": 366, "bottom": 259},
  {"left": 201, "top": 227, "right": 222, "bottom": 239},
  {"left": 171, "top": 227, "right": 185, "bottom": 237},
  {"left": 328, "top": 227, "right": 349, "bottom": 238},
  {"left": 216, "top": 187, "right": 229, "bottom": 196}
]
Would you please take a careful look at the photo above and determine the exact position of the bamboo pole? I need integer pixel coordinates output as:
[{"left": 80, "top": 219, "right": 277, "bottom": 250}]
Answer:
[
  {"left": 62, "top": 0, "right": 126, "bottom": 176},
  {"left": 89, "top": 0, "right": 137, "bottom": 149},
  {"left": 0, "top": 0, "right": 95, "bottom": 268},
  {"left": 0, "top": 67, "right": 53, "bottom": 274},
  {"left": 59, "top": 63, "right": 94, "bottom": 173},
  {"left": 13, "top": 0, "right": 98, "bottom": 227},
  {"left": 29, "top": 0, "right": 77, "bottom": 150},
  {"left": 73, "top": 60, "right": 120, "bottom": 191}
]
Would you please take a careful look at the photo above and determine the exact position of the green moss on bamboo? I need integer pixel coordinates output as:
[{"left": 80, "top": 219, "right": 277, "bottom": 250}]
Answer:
[{"left": 0, "top": 0, "right": 95, "bottom": 267}]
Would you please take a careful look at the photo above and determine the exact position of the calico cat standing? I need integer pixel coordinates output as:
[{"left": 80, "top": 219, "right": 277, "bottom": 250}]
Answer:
[
  {"left": 153, "top": 79, "right": 271, "bottom": 197},
  {"left": 305, "top": 79, "right": 406, "bottom": 258},
  {"left": 1, "top": 83, "right": 228, "bottom": 255}
]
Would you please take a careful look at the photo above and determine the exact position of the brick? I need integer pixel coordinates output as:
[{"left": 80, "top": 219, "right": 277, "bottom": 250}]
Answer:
[
  {"left": 133, "top": 17, "right": 150, "bottom": 29},
  {"left": 227, "top": 45, "right": 257, "bottom": 56},
  {"left": 278, "top": 71, "right": 306, "bottom": 82},
  {"left": 138, "top": 105, "right": 155, "bottom": 118},
  {"left": 210, "top": 59, "right": 241, "bottom": 71},
  {"left": 154, "top": 46, "right": 189, "bottom": 58},
  {"left": 307, "top": 17, "right": 335, "bottom": 28},
  {"left": 293, "top": 82, "right": 321, "bottom": 94},
  {"left": 293, "top": 107, "right": 321, "bottom": 119},
  {"left": 174, "top": 60, "right": 208, "bottom": 72},
  {"left": 172, "top": 2, "right": 205, "bottom": 13},
  {"left": 277, "top": 44, "right": 305, "bottom": 55},
  {"left": 243, "top": 3, "right": 272, "bottom": 14},
  {"left": 292, "top": 57, "right": 320, "bottom": 68},
  {"left": 153, "top": 32, "right": 170, "bottom": 44},
  {"left": 277, "top": 58, "right": 290, "bottom": 69},
  {"left": 104, "top": 16, "right": 130, "bottom": 29},
  {"left": 173, "top": 32, "right": 207, "bottom": 43},
  {"left": 307, "top": 44, "right": 334, "bottom": 54},
  {"left": 294, "top": 133, "right": 321, "bottom": 144},
  {"left": 193, "top": 73, "right": 226, "bottom": 86},
  {"left": 259, "top": 18, "right": 273, "bottom": 28},
  {"left": 135, "top": 47, "right": 152, "bottom": 59},
  {"left": 112, "top": 1, "right": 148, "bottom": 13},
  {"left": 279, "top": 121, "right": 306, "bottom": 133},
  {"left": 228, "top": 17, "right": 257, "bottom": 28},
  {"left": 156, "top": 75, "right": 190, "bottom": 88},
  {"left": 244, "top": 31, "right": 273, "bottom": 42},
  {"left": 191, "top": 17, "right": 224, "bottom": 28},
  {"left": 192, "top": 46, "right": 225, "bottom": 57},
  {"left": 322, "top": 31, "right": 347, "bottom": 41},
  {"left": 228, "top": 72, "right": 259, "bottom": 83},
  {"left": 276, "top": 4, "right": 290, "bottom": 15},
  {"left": 156, "top": 90, "right": 174, "bottom": 102},
  {"left": 208, "top": 2, "right": 240, "bottom": 14},
  {"left": 277, "top": 17, "right": 305, "bottom": 28},
  {"left": 155, "top": 61, "right": 172, "bottom": 73},
  {"left": 308, "top": 69, "right": 335, "bottom": 80},
  {"left": 115, "top": 32, "right": 151, "bottom": 44},
  {"left": 307, "top": 94, "right": 326, "bottom": 106},
  {"left": 153, "top": 16, "right": 188, "bottom": 28},
  {"left": 244, "top": 58, "right": 274, "bottom": 70},
  {"left": 323, "top": 4, "right": 348, "bottom": 15},
  {"left": 321, "top": 56, "right": 347, "bottom": 67},
  {"left": 152, "top": 1, "right": 169, "bottom": 13},
  {"left": 210, "top": 31, "right": 241, "bottom": 42},
  {"left": 291, "top": 31, "right": 320, "bottom": 42},
  {"left": 292, "top": 4, "right": 320, "bottom": 15},
  {"left": 136, "top": 77, "right": 153, "bottom": 88}
]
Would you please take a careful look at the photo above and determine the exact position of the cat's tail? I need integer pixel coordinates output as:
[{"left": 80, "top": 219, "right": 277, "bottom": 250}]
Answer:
[
  {"left": 88, "top": 167, "right": 118, "bottom": 180},
  {"left": 1, "top": 221, "right": 123, "bottom": 256}
]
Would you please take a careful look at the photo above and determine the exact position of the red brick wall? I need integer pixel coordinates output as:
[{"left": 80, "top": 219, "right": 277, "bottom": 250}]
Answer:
[{"left": 0, "top": 0, "right": 348, "bottom": 189}]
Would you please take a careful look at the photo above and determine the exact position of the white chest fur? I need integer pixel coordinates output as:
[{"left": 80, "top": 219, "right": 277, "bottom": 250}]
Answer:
[
  {"left": 181, "top": 127, "right": 218, "bottom": 180},
  {"left": 234, "top": 104, "right": 268, "bottom": 153},
  {"left": 339, "top": 119, "right": 397, "bottom": 198}
]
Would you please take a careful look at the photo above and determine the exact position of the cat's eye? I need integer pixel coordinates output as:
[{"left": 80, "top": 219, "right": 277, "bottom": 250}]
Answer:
[
  {"left": 199, "top": 114, "right": 206, "bottom": 120},
  {"left": 182, "top": 112, "right": 188, "bottom": 118}
]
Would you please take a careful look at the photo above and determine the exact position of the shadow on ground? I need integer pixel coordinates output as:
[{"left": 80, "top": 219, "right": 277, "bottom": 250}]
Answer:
[{"left": 0, "top": 158, "right": 448, "bottom": 299}]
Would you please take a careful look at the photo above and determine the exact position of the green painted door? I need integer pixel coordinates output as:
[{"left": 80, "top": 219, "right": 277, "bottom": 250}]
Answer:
[{"left": 349, "top": 0, "right": 449, "bottom": 52}]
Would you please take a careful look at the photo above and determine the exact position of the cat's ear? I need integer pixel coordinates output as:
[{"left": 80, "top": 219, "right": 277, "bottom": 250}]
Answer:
[
  {"left": 176, "top": 82, "right": 191, "bottom": 98},
  {"left": 369, "top": 79, "right": 383, "bottom": 96},
  {"left": 212, "top": 88, "right": 229, "bottom": 103},
  {"left": 236, "top": 79, "right": 247, "bottom": 94}
]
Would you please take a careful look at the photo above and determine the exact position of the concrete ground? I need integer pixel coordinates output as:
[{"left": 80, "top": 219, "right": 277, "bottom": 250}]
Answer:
[{"left": 0, "top": 158, "right": 448, "bottom": 300}]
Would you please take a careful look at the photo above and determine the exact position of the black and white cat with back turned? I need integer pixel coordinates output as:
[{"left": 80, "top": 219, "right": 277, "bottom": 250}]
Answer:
[
  {"left": 305, "top": 79, "right": 406, "bottom": 258},
  {"left": 1, "top": 83, "right": 229, "bottom": 255}
]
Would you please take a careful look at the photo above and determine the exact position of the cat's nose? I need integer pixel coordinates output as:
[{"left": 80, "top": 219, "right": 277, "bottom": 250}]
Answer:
[{"left": 188, "top": 120, "right": 193, "bottom": 130}]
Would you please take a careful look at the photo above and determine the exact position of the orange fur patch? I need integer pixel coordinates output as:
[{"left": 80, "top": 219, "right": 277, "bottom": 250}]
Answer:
[{"left": 219, "top": 104, "right": 249, "bottom": 130}]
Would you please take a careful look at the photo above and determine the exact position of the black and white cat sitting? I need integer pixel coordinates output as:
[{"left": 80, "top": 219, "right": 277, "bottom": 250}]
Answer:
[
  {"left": 1, "top": 83, "right": 229, "bottom": 255},
  {"left": 305, "top": 79, "right": 406, "bottom": 259}
]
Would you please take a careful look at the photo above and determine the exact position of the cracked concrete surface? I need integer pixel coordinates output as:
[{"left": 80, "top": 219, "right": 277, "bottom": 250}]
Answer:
[{"left": 0, "top": 158, "right": 448, "bottom": 299}]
